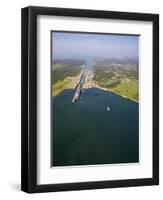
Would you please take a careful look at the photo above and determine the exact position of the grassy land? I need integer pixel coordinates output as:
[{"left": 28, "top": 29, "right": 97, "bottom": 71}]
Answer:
[
  {"left": 52, "top": 77, "right": 73, "bottom": 96},
  {"left": 92, "top": 64, "right": 139, "bottom": 102},
  {"left": 52, "top": 62, "right": 83, "bottom": 96},
  {"left": 111, "top": 81, "right": 139, "bottom": 101},
  {"left": 52, "top": 64, "right": 82, "bottom": 85}
]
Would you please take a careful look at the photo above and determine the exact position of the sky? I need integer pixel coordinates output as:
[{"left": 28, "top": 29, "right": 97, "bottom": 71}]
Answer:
[{"left": 52, "top": 31, "right": 139, "bottom": 60}]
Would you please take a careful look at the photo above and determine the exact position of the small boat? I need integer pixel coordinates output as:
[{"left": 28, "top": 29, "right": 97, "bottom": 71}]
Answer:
[{"left": 107, "top": 106, "right": 110, "bottom": 111}]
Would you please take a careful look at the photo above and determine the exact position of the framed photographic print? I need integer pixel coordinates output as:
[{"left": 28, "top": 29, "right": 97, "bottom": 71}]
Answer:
[{"left": 21, "top": 6, "right": 159, "bottom": 193}]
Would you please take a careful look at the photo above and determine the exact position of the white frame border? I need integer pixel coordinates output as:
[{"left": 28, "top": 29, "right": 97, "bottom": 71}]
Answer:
[{"left": 37, "top": 15, "right": 153, "bottom": 184}]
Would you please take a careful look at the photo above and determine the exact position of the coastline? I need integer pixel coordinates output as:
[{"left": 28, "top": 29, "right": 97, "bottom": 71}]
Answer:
[
  {"left": 52, "top": 72, "right": 83, "bottom": 96},
  {"left": 53, "top": 82, "right": 138, "bottom": 103},
  {"left": 93, "top": 84, "right": 139, "bottom": 103},
  {"left": 52, "top": 71, "right": 139, "bottom": 103},
  {"left": 82, "top": 77, "right": 139, "bottom": 103}
]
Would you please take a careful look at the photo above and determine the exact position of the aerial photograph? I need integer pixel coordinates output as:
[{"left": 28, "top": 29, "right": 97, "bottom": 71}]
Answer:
[{"left": 51, "top": 31, "right": 139, "bottom": 167}]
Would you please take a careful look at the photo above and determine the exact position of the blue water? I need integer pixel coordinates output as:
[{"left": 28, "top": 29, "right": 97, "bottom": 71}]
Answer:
[{"left": 52, "top": 88, "right": 139, "bottom": 166}]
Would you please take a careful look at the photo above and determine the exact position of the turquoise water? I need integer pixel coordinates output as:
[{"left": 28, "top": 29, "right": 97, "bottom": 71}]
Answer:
[{"left": 52, "top": 88, "right": 139, "bottom": 166}]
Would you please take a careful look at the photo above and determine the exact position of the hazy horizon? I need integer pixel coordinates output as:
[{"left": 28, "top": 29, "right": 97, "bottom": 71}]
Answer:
[{"left": 52, "top": 32, "right": 139, "bottom": 60}]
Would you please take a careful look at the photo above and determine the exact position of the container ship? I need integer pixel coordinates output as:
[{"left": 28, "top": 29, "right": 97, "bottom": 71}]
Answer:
[
  {"left": 72, "top": 71, "right": 86, "bottom": 103},
  {"left": 72, "top": 85, "right": 82, "bottom": 103}
]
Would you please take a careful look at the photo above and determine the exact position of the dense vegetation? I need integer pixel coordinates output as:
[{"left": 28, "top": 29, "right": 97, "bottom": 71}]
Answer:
[
  {"left": 52, "top": 59, "right": 84, "bottom": 84},
  {"left": 93, "top": 63, "right": 139, "bottom": 101},
  {"left": 52, "top": 59, "right": 84, "bottom": 96},
  {"left": 52, "top": 64, "right": 82, "bottom": 84}
]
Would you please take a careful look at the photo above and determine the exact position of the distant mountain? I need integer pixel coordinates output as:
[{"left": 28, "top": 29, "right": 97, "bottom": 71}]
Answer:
[
  {"left": 93, "top": 57, "right": 138, "bottom": 66},
  {"left": 52, "top": 59, "right": 85, "bottom": 66}
]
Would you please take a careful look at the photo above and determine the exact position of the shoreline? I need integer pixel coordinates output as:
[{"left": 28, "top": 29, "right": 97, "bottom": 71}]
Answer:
[
  {"left": 52, "top": 71, "right": 139, "bottom": 103},
  {"left": 94, "top": 85, "right": 139, "bottom": 103},
  {"left": 52, "top": 72, "right": 83, "bottom": 96},
  {"left": 53, "top": 83, "right": 138, "bottom": 103},
  {"left": 83, "top": 79, "right": 139, "bottom": 103}
]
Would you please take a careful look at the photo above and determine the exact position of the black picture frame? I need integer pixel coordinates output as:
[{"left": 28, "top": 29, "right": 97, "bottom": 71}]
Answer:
[{"left": 21, "top": 6, "right": 159, "bottom": 193}]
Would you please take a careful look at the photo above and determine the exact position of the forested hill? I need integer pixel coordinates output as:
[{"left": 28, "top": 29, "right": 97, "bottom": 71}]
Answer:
[
  {"left": 52, "top": 59, "right": 84, "bottom": 96},
  {"left": 52, "top": 59, "right": 84, "bottom": 84},
  {"left": 92, "top": 57, "right": 139, "bottom": 101},
  {"left": 52, "top": 59, "right": 85, "bottom": 67},
  {"left": 93, "top": 57, "right": 139, "bottom": 66}
]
